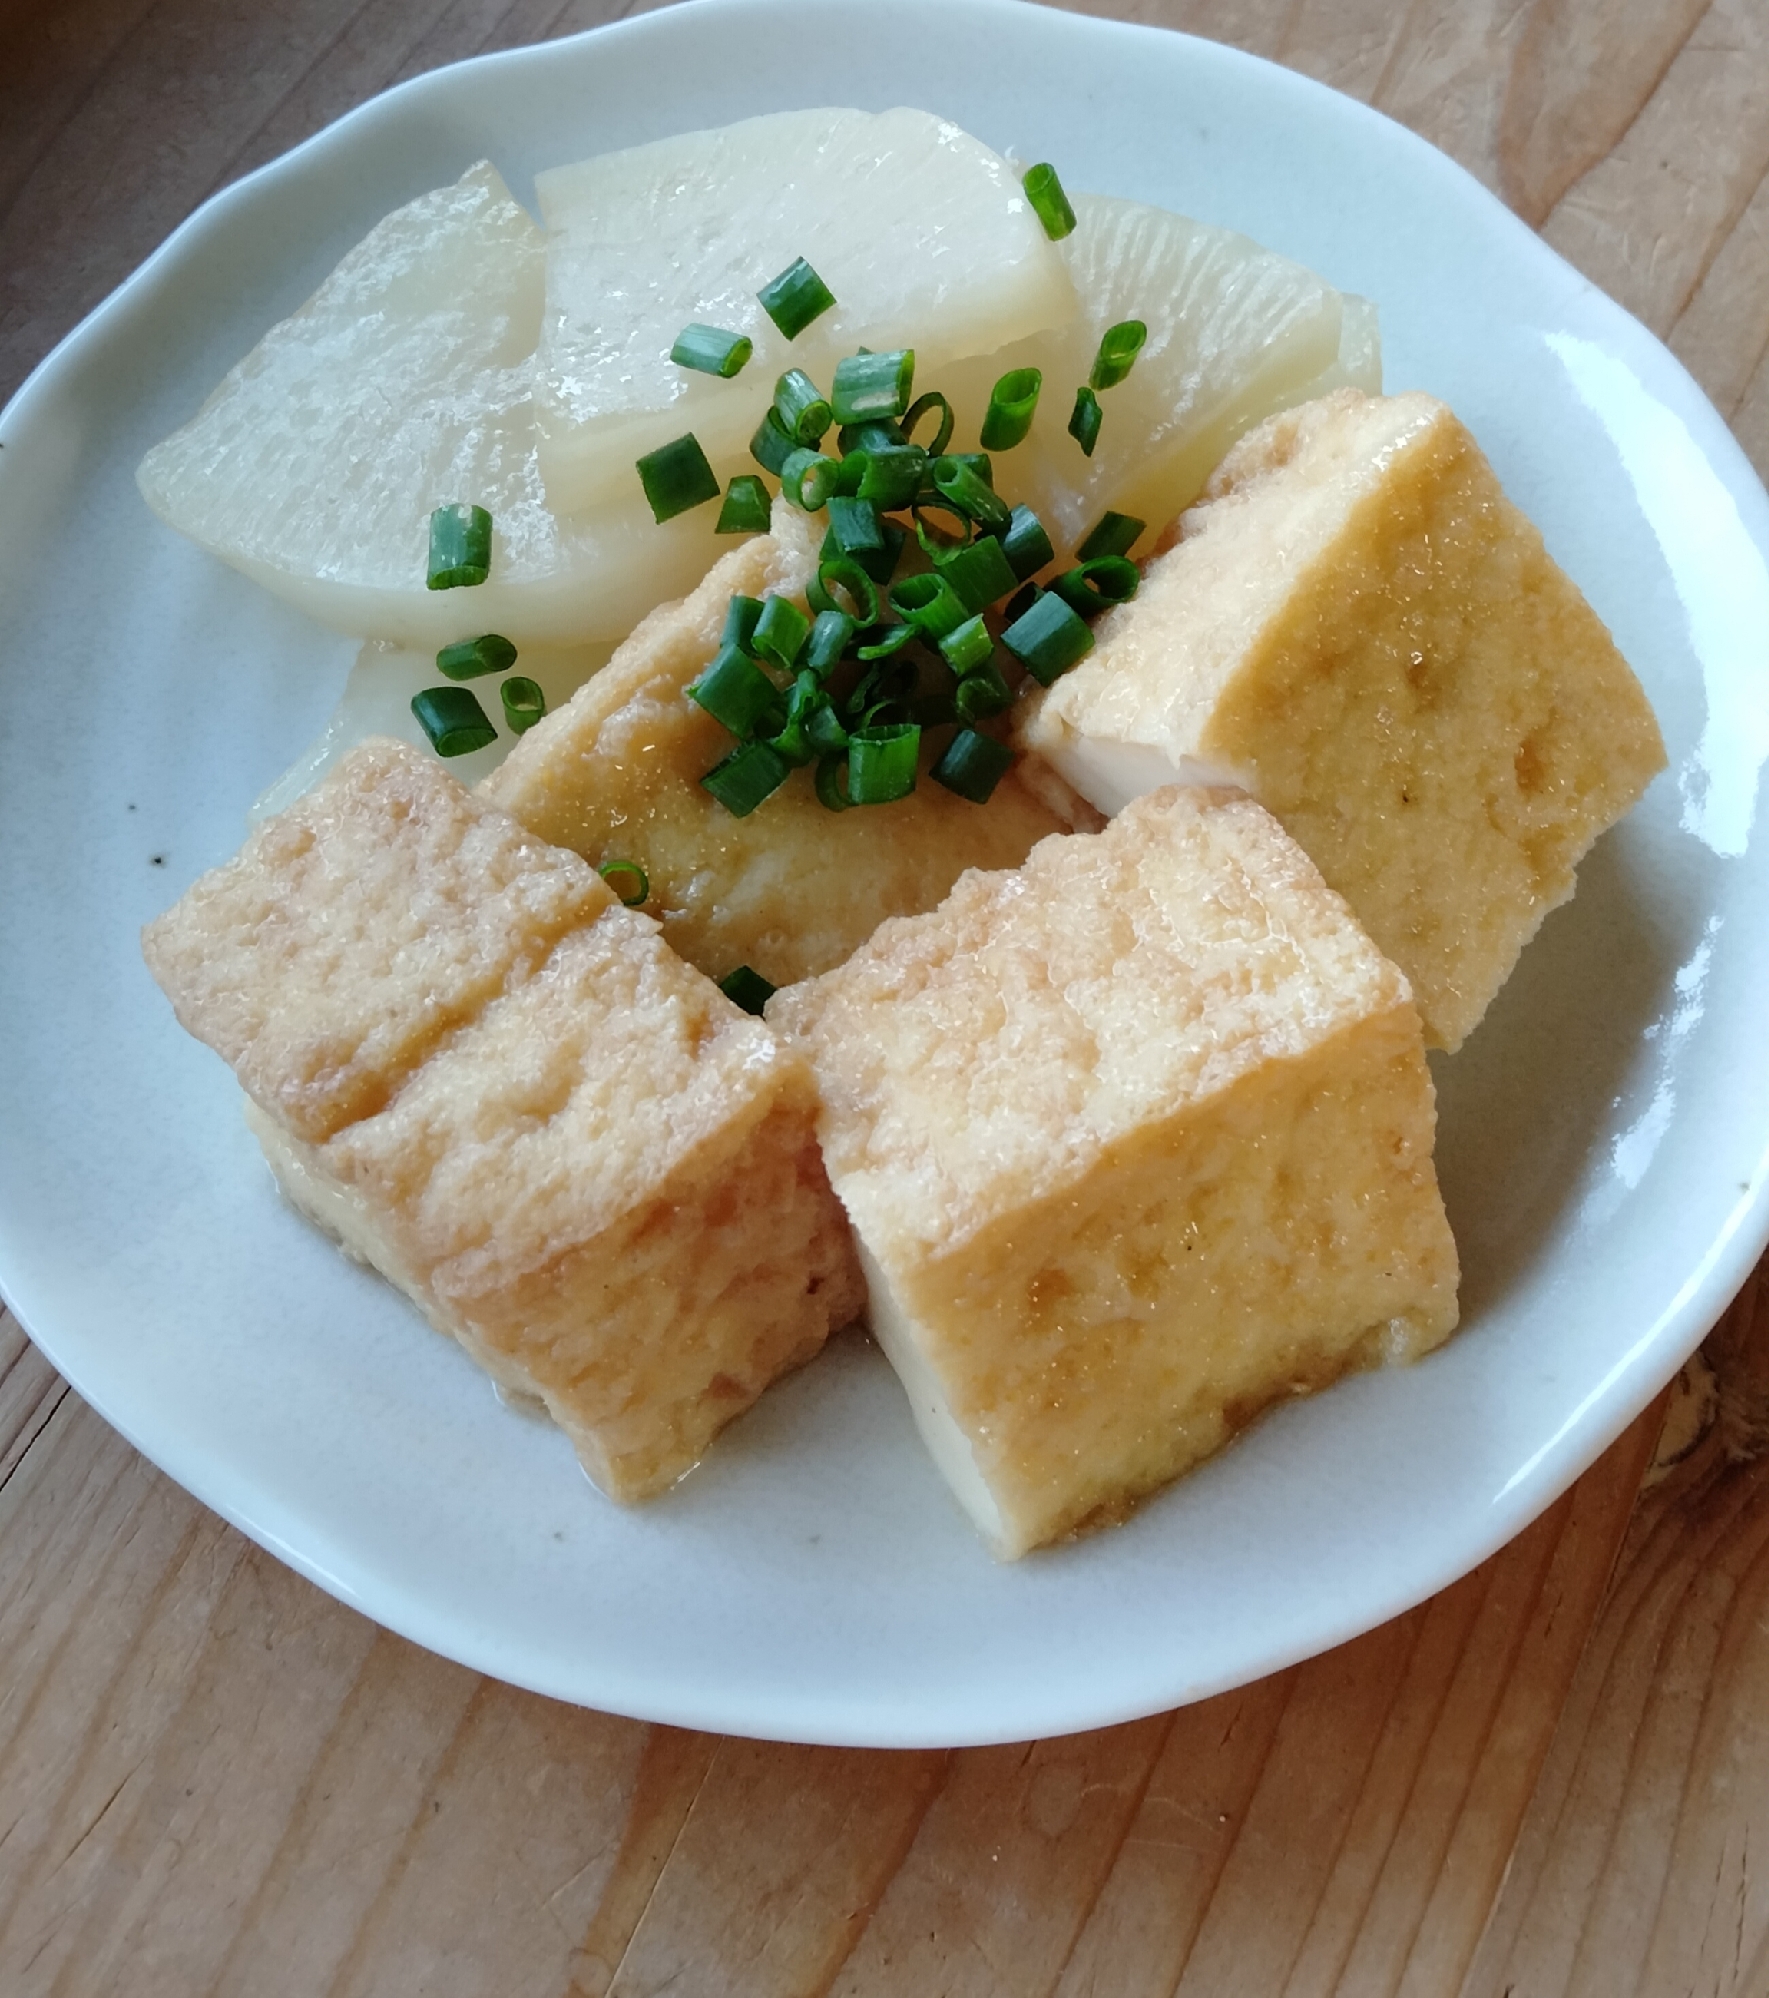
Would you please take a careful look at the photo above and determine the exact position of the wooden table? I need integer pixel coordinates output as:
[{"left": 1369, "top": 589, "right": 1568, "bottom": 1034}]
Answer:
[{"left": 5, "top": 1, "right": 1769, "bottom": 1990}]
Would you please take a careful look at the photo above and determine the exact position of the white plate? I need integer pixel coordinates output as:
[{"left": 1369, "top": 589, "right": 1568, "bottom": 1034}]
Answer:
[{"left": 2, "top": 0, "right": 1767, "bottom": 1750}]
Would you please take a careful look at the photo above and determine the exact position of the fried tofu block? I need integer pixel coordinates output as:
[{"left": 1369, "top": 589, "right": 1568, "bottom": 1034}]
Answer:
[
  {"left": 1020, "top": 389, "right": 1667, "bottom": 1050},
  {"left": 482, "top": 502, "right": 1084, "bottom": 990},
  {"left": 144, "top": 739, "right": 863, "bottom": 1500},
  {"left": 770, "top": 787, "right": 1459, "bottom": 1557}
]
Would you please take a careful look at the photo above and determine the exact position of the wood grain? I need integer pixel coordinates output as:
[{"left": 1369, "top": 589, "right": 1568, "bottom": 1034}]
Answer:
[{"left": 3, "top": 2, "right": 1768, "bottom": 1993}]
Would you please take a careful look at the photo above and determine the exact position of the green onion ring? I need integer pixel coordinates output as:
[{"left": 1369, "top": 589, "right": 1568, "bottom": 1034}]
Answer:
[
  {"left": 807, "top": 555, "right": 880, "bottom": 626},
  {"left": 900, "top": 391, "right": 955, "bottom": 457},
  {"left": 979, "top": 368, "right": 1042, "bottom": 451},
  {"left": 815, "top": 754, "right": 853, "bottom": 811},
  {"left": 598, "top": 858, "right": 650, "bottom": 906}
]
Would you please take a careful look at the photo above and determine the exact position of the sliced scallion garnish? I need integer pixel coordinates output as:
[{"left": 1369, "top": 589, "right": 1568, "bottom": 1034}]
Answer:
[
  {"left": 598, "top": 858, "right": 650, "bottom": 906},
  {"left": 500, "top": 676, "right": 546, "bottom": 734},
  {"left": 1076, "top": 510, "right": 1146, "bottom": 562},
  {"left": 769, "top": 673, "right": 829, "bottom": 768},
  {"left": 781, "top": 447, "right": 841, "bottom": 511},
  {"left": 436, "top": 633, "right": 517, "bottom": 681},
  {"left": 805, "top": 609, "right": 856, "bottom": 676},
  {"left": 724, "top": 595, "right": 764, "bottom": 654},
  {"left": 719, "top": 965, "right": 777, "bottom": 1014},
  {"left": 1002, "top": 588, "right": 1094, "bottom": 685},
  {"left": 1068, "top": 385, "right": 1103, "bottom": 457},
  {"left": 937, "top": 533, "right": 1019, "bottom": 614},
  {"left": 939, "top": 615, "right": 994, "bottom": 678},
  {"left": 412, "top": 685, "right": 497, "bottom": 755},
  {"left": 703, "top": 740, "right": 792, "bottom": 816},
  {"left": 815, "top": 754, "right": 853, "bottom": 812},
  {"left": 831, "top": 349, "right": 914, "bottom": 425},
  {"left": 637, "top": 434, "right": 720, "bottom": 522},
  {"left": 807, "top": 555, "right": 880, "bottom": 626},
  {"left": 716, "top": 475, "right": 773, "bottom": 535},
  {"left": 901, "top": 391, "right": 955, "bottom": 457},
  {"left": 931, "top": 457, "right": 1010, "bottom": 533},
  {"left": 1052, "top": 555, "right": 1140, "bottom": 617},
  {"left": 955, "top": 661, "right": 1013, "bottom": 721},
  {"left": 854, "top": 444, "right": 927, "bottom": 511},
  {"left": 753, "top": 594, "right": 810, "bottom": 673},
  {"left": 826, "top": 494, "right": 885, "bottom": 561},
  {"left": 1023, "top": 162, "right": 1077, "bottom": 241},
  {"left": 1001, "top": 505, "right": 1056, "bottom": 581},
  {"left": 933, "top": 727, "right": 1014, "bottom": 803},
  {"left": 839, "top": 418, "right": 908, "bottom": 456},
  {"left": 774, "top": 369, "right": 833, "bottom": 447},
  {"left": 848, "top": 722, "right": 920, "bottom": 804},
  {"left": 979, "top": 368, "right": 1043, "bottom": 451},
  {"left": 891, "top": 571, "right": 970, "bottom": 643},
  {"left": 856, "top": 623, "right": 918, "bottom": 661},
  {"left": 671, "top": 323, "right": 753, "bottom": 378},
  {"left": 1090, "top": 320, "right": 1148, "bottom": 391},
  {"left": 426, "top": 504, "right": 492, "bottom": 590},
  {"left": 690, "top": 643, "right": 784, "bottom": 739},
  {"left": 750, "top": 408, "right": 797, "bottom": 476},
  {"left": 758, "top": 257, "right": 835, "bottom": 339}
]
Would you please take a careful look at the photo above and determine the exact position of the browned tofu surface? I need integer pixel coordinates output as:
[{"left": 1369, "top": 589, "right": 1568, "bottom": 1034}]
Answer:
[
  {"left": 145, "top": 738, "right": 863, "bottom": 1500},
  {"left": 772, "top": 787, "right": 1458, "bottom": 1556},
  {"left": 1021, "top": 389, "right": 1667, "bottom": 1050}
]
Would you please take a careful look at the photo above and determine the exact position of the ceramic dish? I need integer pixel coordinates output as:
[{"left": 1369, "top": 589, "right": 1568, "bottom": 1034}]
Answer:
[{"left": 2, "top": 0, "right": 1767, "bottom": 1749}]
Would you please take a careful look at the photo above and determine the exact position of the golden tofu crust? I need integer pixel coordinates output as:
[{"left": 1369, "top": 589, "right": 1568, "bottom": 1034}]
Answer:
[
  {"left": 144, "top": 738, "right": 863, "bottom": 1500},
  {"left": 1023, "top": 389, "right": 1667, "bottom": 1050},
  {"left": 773, "top": 787, "right": 1458, "bottom": 1555},
  {"left": 481, "top": 503, "right": 1076, "bottom": 989},
  {"left": 142, "top": 737, "right": 611, "bottom": 1142}
]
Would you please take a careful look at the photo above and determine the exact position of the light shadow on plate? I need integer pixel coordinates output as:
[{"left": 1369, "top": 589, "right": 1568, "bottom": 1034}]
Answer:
[{"left": 1431, "top": 826, "right": 1683, "bottom": 1322}]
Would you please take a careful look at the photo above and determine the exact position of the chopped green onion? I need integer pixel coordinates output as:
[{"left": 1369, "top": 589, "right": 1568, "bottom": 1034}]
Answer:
[
  {"left": 412, "top": 686, "right": 497, "bottom": 755},
  {"left": 426, "top": 504, "right": 492, "bottom": 590},
  {"left": 912, "top": 501, "right": 972, "bottom": 554},
  {"left": 855, "top": 444, "right": 927, "bottom": 511},
  {"left": 807, "top": 555, "right": 880, "bottom": 626},
  {"left": 849, "top": 722, "right": 920, "bottom": 804},
  {"left": 831, "top": 349, "right": 914, "bottom": 425},
  {"left": 1001, "top": 505, "right": 1055, "bottom": 581},
  {"left": 758, "top": 257, "right": 835, "bottom": 339},
  {"left": 703, "top": 740, "right": 791, "bottom": 816},
  {"left": 1002, "top": 589, "right": 1094, "bottom": 686},
  {"left": 637, "top": 434, "right": 719, "bottom": 522},
  {"left": 939, "top": 615, "right": 995, "bottom": 677},
  {"left": 826, "top": 494, "right": 884, "bottom": 559},
  {"left": 1068, "top": 385, "right": 1103, "bottom": 456},
  {"left": 723, "top": 595, "right": 764, "bottom": 653},
  {"left": 931, "top": 457, "right": 1010, "bottom": 533},
  {"left": 769, "top": 672, "right": 829, "bottom": 767},
  {"left": 598, "top": 858, "right": 649, "bottom": 906},
  {"left": 1023, "top": 162, "right": 1077, "bottom": 241},
  {"left": 501, "top": 676, "right": 546, "bottom": 734},
  {"left": 750, "top": 408, "right": 797, "bottom": 475},
  {"left": 1077, "top": 511, "right": 1146, "bottom": 562},
  {"left": 856, "top": 623, "right": 918, "bottom": 661},
  {"left": 838, "top": 418, "right": 908, "bottom": 456},
  {"left": 753, "top": 595, "right": 810, "bottom": 673},
  {"left": 890, "top": 571, "right": 970, "bottom": 643},
  {"left": 716, "top": 475, "right": 773, "bottom": 535},
  {"left": 807, "top": 702, "right": 851, "bottom": 756},
  {"left": 979, "top": 368, "right": 1043, "bottom": 451},
  {"left": 823, "top": 516, "right": 905, "bottom": 586},
  {"left": 436, "top": 633, "right": 517, "bottom": 681},
  {"left": 774, "top": 369, "right": 833, "bottom": 446},
  {"left": 781, "top": 447, "right": 840, "bottom": 511},
  {"left": 815, "top": 754, "right": 853, "bottom": 812},
  {"left": 955, "top": 661, "right": 1013, "bottom": 721},
  {"left": 1003, "top": 580, "right": 1041, "bottom": 626},
  {"left": 805, "top": 608, "right": 856, "bottom": 676},
  {"left": 936, "top": 533, "right": 1019, "bottom": 614},
  {"left": 1090, "top": 320, "right": 1148, "bottom": 392},
  {"left": 900, "top": 391, "right": 955, "bottom": 457},
  {"left": 690, "top": 643, "right": 783, "bottom": 739},
  {"left": 942, "top": 451, "right": 994, "bottom": 487},
  {"left": 671, "top": 323, "right": 752, "bottom": 378},
  {"left": 719, "top": 965, "right": 777, "bottom": 1013},
  {"left": 933, "top": 727, "right": 1014, "bottom": 803},
  {"left": 1052, "top": 555, "right": 1140, "bottom": 617}
]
